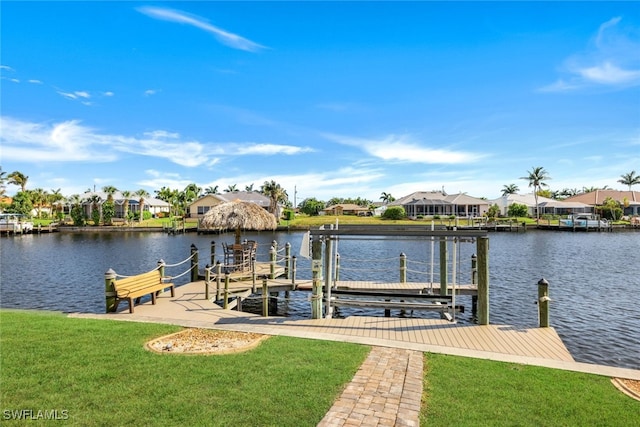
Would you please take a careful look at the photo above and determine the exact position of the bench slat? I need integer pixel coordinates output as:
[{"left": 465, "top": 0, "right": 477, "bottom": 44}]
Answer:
[{"left": 113, "top": 270, "right": 175, "bottom": 313}]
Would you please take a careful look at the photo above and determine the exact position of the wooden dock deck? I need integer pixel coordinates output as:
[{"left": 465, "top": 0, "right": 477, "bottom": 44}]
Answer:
[{"left": 94, "top": 280, "right": 575, "bottom": 364}]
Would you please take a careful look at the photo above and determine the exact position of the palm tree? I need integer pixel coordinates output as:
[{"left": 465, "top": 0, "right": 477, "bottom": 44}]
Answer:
[
  {"left": 520, "top": 167, "right": 551, "bottom": 220},
  {"left": 121, "top": 190, "right": 132, "bottom": 222},
  {"left": 380, "top": 192, "right": 395, "bottom": 204},
  {"left": 618, "top": 170, "right": 640, "bottom": 191},
  {"left": 48, "top": 188, "right": 65, "bottom": 220},
  {"left": 204, "top": 185, "right": 219, "bottom": 195},
  {"left": 224, "top": 184, "right": 238, "bottom": 193},
  {"left": 261, "top": 180, "right": 288, "bottom": 217},
  {"left": 29, "top": 188, "right": 48, "bottom": 218},
  {"left": 0, "top": 166, "right": 7, "bottom": 196},
  {"left": 102, "top": 186, "right": 118, "bottom": 201},
  {"left": 7, "top": 171, "right": 28, "bottom": 192},
  {"left": 134, "top": 189, "right": 149, "bottom": 223},
  {"left": 245, "top": 183, "right": 255, "bottom": 192},
  {"left": 501, "top": 184, "right": 519, "bottom": 197}
]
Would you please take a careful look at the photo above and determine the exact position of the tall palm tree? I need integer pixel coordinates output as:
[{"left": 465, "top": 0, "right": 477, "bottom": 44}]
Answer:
[
  {"left": 501, "top": 184, "right": 519, "bottom": 197},
  {"left": 261, "top": 180, "right": 288, "bottom": 217},
  {"left": 224, "top": 184, "right": 238, "bottom": 193},
  {"left": 134, "top": 189, "right": 149, "bottom": 223},
  {"left": 29, "top": 188, "right": 48, "bottom": 218},
  {"left": 48, "top": 188, "right": 65, "bottom": 220},
  {"left": 121, "top": 190, "right": 132, "bottom": 222},
  {"left": 520, "top": 167, "right": 551, "bottom": 220},
  {"left": 380, "top": 192, "right": 395, "bottom": 204},
  {"left": 0, "top": 166, "right": 7, "bottom": 196},
  {"left": 245, "top": 183, "right": 255, "bottom": 192},
  {"left": 7, "top": 171, "right": 28, "bottom": 192},
  {"left": 102, "top": 185, "right": 118, "bottom": 201},
  {"left": 618, "top": 170, "right": 640, "bottom": 191}
]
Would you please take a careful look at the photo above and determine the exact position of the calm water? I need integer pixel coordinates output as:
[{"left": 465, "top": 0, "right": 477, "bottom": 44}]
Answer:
[{"left": 1, "top": 229, "right": 638, "bottom": 370}]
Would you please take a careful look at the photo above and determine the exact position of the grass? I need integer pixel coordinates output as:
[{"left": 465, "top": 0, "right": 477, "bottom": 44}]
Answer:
[
  {"left": 422, "top": 353, "right": 640, "bottom": 426},
  {"left": 0, "top": 310, "right": 368, "bottom": 426},
  {"left": 1, "top": 310, "right": 638, "bottom": 426}
]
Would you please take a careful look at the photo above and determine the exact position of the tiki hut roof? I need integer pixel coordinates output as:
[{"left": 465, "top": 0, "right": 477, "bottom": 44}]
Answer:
[{"left": 200, "top": 200, "right": 277, "bottom": 242}]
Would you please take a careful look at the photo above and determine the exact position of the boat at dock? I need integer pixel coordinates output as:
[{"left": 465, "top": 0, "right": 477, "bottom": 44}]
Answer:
[
  {"left": 0, "top": 214, "right": 34, "bottom": 236},
  {"left": 558, "top": 214, "right": 610, "bottom": 231}
]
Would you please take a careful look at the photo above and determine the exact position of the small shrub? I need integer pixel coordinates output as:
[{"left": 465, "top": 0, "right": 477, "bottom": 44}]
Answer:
[{"left": 382, "top": 206, "right": 406, "bottom": 220}]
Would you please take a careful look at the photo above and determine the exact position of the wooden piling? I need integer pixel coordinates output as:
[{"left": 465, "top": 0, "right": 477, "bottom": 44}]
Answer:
[
  {"left": 311, "top": 237, "right": 323, "bottom": 319},
  {"left": 399, "top": 253, "right": 407, "bottom": 283},
  {"left": 477, "top": 237, "right": 489, "bottom": 325},
  {"left": 324, "top": 237, "right": 334, "bottom": 318},
  {"left": 439, "top": 238, "right": 448, "bottom": 296},
  {"left": 204, "top": 265, "right": 210, "bottom": 300},
  {"left": 262, "top": 277, "right": 269, "bottom": 317},
  {"left": 105, "top": 268, "right": 117, "bottom": 313},
  {"left": 190, "top": 244, "right": 199, "bottom": 282},
  {"left": 538, "top": 278, "right": 550, "bottom": 327},
  {"left": 223, "top": 273, "right": 230, "bottom": 309}
]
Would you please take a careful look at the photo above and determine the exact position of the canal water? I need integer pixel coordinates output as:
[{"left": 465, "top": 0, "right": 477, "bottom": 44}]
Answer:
[{"left": 1, "top": 229, "right": 638, "bottom": 370}]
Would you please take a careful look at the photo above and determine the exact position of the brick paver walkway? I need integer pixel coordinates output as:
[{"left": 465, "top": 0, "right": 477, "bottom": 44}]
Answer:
[{"left": 317, "top": 346, "right": 423, "bottom": 427}]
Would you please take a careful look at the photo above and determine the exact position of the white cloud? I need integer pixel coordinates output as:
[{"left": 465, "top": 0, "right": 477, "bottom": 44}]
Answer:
[
  {"left": 144, "top": 89, "right": 158, "bottom": 96},
  {"left": 234, "top": 143, "right": 315, "bottom": 155},
  {"left": 137, "top": 6, "right": 266, "bottom": 52},
  {"left": 541, "top": 17, "right": 640, "bottom": 91},
  {"left": 103, "top": 91, "right": 114, "bottom": 97},
  {"left": 324, "top": 133, "right": 483, "bottom": 164},
  {"left": 0, "top": 65, "right": 15, "bottom": 72},
  {"left": 28, "top": 79, "right": 43, "bottom": 84}
]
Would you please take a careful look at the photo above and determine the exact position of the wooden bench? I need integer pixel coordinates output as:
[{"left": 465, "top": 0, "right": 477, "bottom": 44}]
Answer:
[{"left": 113, "top": 270, "right": 175, "bottom": 313}]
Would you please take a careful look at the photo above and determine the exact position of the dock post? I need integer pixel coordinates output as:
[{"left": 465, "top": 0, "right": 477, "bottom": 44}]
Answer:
[
  {"left": 190, "top": 244, "right": 199, "bottom": 282},
  {"left": 204, "top": 265, "right": 210, "bottom": 300},
  {"left": 291, "top": 256, "right": 297, "bottom": 289},
  {"left": 399, "top": 253, "right": 407, "bottom": 283},
  {"left": 439, "top": 238, "right": 448, "bottom": 295},
  {"left": 477, "top": 237, "right": 489, "bottom": 325},
  {"left": 157, "top": 259, "right": 166, "bottom": 277},
  {"left": 471, "top": 254, "right": 478, "bottom": 316},
  {"left": 335, "top": 253, "right": 340, "bottom": 282},
  {"left": 262, "top": 277, "right": 269, "bottom": 317},
  {"left": 210, "top": 241, "right": 216, "bottom": 266},
  {"left": 285, "top": 242, "right": 291, "bottom": 279},
  {"left": 270, "top": 245, "right": 277, "bottom": 279},
  {"left": 215, "top": 262, "right": 222, "bottom": 300},
  {"left": 537, "top": 278, "right": 550, "bottom": 327},
  {"left": 324, "top": 237, "right": 334, "bottom": 318},
  {"left": 105, "top": 268, "right": 117, "bottom": 313},
  {"left": 223, "top": 272, "right": 230, "bottom": 309},
  {"left": 311, "top": 237, "right": 323, "bottom": 319}
]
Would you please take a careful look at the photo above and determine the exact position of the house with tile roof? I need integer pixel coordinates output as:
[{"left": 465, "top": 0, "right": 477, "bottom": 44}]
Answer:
[
  {"left": 390, "top": 191, "right": 489, "bottom": 218},
  {"left": 564, "top": 190, "right": 640, "bottom": 217},
  {"left": 188, "top": 191, "right": 271, "bottom": 218}
]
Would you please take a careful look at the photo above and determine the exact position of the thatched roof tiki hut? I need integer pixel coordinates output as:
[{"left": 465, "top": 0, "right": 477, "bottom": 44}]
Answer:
[{"left": 200, "top": 200, "right": 278, "bottom": 244}]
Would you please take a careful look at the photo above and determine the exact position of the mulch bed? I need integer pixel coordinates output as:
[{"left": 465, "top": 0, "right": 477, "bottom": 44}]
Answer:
[{"left": 146, "top": 328, "right": 269, "bottom": 355}]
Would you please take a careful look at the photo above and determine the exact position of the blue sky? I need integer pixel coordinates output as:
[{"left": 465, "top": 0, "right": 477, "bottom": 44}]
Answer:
[{"left": 1, "top": 1, "right": 639, "bottom": 203}]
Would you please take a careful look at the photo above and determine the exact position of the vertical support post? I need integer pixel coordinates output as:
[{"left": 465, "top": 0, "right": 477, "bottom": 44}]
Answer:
[
  {"left": 285, "top": 242, "right": 291, "bottom": 279},
  {"left": 190, "top": 244, "right": 199, "bottom": 283},
  {"left": 270, "top": 245, "right": 277, "bottom": 279},
  {"left": 477, "top": 236, "right": 489, "bottom": 325},
  {"left": 311, "top": 237, "right": 323, "bottom": 319},
  {"left": 471, "top": 254, "right": 478, "bottom": 316},
  {"left": 215, "top": 262, "right": 222, "bottom": 300},
  {"left": 538, "top": 278, "right": 550, "bottom": 328},
  {"left": 399, "top": 253, "right": 407, "bottom": 283},
  {"left": 223, "top": 272, "right": 230, "bottom": 309},
  {"left": 210, "top": 241, "right": 216, "bottom": 266},
  {"left": 204, "top": 264, "right": 210, "bottom": 300},
  {"left": 291, "top": 256, "right": 297, "bottom": 289},
  {"left": 335, "top": 253, "right": 340, "bottom": 282},
  {"left": 439, "top": 238, "right": 448, "bottom": 295},
  {"left": 324, "top": 237, "right": 334, "bottom": 318},
  {"left": 157, "top": 259, "right": 165, "bottom": 277},
  {"left": 262, "top": 276, "right": 269, "bottom": 317},
  {"left": 105, "top": 268, "right": 117, "bottom": 313}
]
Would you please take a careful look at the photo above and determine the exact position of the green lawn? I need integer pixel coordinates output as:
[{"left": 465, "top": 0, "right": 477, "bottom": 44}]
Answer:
[
  {"left": 423, "top": 353, "right": 640, "bottom": 426},
  {"left": 1, "top": 310, "right": 637, "bottom": 426},
  {"left": 0, "top": 310, "right": 368, "bottom": 426}
]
